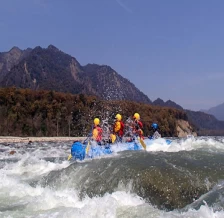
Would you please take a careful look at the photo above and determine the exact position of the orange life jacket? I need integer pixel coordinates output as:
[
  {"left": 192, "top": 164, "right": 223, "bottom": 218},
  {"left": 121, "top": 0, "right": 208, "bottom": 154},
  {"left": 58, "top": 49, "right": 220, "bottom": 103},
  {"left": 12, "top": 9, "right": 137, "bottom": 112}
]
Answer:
[
  {"left": 92, "top": 125, "right": 102, "bottom": 142},
  {"left": 113, "top": 121, "right": 124, "bottom": 137}
]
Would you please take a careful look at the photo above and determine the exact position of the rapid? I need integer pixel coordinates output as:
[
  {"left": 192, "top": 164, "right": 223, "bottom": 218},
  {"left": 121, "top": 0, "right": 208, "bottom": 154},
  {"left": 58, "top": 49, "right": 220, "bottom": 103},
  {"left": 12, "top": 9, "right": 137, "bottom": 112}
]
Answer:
[{"left": 0, "top": 136, "right": 224, "bottom": 218}]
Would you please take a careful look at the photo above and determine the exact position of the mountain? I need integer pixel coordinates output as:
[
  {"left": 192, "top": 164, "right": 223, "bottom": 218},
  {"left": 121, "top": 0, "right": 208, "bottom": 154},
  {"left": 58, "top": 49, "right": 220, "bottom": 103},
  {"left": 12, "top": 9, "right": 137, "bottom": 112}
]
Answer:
[
  {"left": 153, "top": 98, "right": 183, "bottom": 110},
  {"left": 185, "top": 110, "right": 224, "bottom": 135},
  {"left": 153, "top": 98, "right": 224, "bottom": 135},
  {"left": 202, "top": 102, "right": 224, "bottom": 121},
  {"left": 0, "top": 45, "right": 152, "bottom": 104},
  {"left": 0, "top": 46, "right": 31, "bottom": 82}
]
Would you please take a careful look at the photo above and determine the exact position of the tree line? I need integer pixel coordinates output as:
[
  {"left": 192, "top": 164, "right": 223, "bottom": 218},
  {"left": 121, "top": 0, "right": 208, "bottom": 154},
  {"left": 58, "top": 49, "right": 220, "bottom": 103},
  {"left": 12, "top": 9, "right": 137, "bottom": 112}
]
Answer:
[{"left": 0, "top": 87, "right": 189, "bottom": 137}]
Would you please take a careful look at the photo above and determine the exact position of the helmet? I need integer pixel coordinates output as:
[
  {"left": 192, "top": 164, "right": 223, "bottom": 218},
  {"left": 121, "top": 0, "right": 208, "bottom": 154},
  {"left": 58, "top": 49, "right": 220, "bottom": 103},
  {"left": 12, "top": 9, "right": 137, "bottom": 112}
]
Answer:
[
  {"left": 94, "top": 118, "right": 100, "bottom": 125},
  {"left": 115, "top": 113, "right": 122, "bottom": 121},
  {"left": 151, "top": 123, "right": 158, "bottom": 130},
  {"left": 133, "top": 113, "right": 140, "bottom": 120}
]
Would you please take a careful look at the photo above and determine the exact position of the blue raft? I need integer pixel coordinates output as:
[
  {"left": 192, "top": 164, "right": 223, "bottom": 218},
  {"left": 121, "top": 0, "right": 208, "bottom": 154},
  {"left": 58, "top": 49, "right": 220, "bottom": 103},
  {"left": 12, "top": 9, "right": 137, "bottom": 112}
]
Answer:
[
  {"left": 69, "top": 138, "right": 172, "bottom": 161},
  {"left": 70, "top": 141, "right": 142, "bottom": 161}
]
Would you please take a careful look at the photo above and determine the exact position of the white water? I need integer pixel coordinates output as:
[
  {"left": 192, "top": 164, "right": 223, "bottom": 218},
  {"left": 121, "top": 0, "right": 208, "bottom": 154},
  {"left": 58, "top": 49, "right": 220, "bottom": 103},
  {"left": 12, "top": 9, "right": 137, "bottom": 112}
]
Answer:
[
  {"left": 0, "top": 136, "right": 224, "bottom": 217},
  {"left": 109, "top": 136, "right": 224, "bottom": 153}
]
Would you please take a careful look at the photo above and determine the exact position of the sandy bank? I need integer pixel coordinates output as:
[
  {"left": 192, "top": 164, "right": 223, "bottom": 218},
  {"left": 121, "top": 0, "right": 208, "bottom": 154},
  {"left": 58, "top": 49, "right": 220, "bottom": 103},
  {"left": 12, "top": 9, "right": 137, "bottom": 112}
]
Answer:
[{"left": 0, "top": 136, "right": 86, "bottom": 143}]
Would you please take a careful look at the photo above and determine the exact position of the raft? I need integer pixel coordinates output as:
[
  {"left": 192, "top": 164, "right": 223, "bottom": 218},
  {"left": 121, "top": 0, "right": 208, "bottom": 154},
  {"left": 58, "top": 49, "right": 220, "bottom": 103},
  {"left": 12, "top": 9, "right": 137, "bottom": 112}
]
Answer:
[{"left": 69, "top": 138, "right": 172, "bottom": 161}]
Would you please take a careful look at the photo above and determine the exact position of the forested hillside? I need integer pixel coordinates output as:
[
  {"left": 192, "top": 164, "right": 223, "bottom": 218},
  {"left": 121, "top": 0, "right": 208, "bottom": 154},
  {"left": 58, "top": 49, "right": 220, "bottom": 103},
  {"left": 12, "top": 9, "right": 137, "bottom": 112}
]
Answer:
[{"left": 0, "top": 87, "right": 188, "bottom": 137}]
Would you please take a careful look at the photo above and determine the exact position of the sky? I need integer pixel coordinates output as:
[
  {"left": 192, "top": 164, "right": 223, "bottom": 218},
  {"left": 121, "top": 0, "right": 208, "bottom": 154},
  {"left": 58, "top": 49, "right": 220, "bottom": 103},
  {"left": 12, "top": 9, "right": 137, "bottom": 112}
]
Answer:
[{"left": 0, "top": 0, "right": 224, "bottom": 111}]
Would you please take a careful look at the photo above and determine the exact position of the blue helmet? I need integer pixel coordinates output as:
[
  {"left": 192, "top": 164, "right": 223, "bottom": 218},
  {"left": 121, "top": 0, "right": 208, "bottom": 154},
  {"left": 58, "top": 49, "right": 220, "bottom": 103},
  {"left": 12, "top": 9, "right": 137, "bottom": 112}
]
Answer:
[{"left": 151, "top": 123, "right": 158, "bottom": 130}]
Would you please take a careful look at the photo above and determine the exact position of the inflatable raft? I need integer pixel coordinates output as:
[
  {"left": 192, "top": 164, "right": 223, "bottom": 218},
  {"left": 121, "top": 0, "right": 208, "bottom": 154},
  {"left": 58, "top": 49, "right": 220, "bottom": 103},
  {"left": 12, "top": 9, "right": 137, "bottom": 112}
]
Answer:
[{"left": 68, "top": 138, "right": 172, "bottom": 161}]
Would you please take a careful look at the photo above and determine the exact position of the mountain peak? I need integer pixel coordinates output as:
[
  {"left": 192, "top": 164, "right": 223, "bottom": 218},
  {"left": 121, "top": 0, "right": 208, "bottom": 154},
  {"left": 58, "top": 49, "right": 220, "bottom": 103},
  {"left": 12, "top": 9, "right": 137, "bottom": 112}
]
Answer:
[
  {"left": 153, "top": 98, "right": 165, "bottom": 105},
  {"left": 165, "top": 100, "right": 183, "bottom": 110},
  {"left": 153, "top": 98, "right": 183, "bottom": 110},
  {"left": 9, "top": 46, "right": 21, "bottom": 53},
  {"left": 155, "top": 98, "right": 164, "bottom": 102},
  {"left": 47, "top": 44, "right": 60, "bottom": 52}
]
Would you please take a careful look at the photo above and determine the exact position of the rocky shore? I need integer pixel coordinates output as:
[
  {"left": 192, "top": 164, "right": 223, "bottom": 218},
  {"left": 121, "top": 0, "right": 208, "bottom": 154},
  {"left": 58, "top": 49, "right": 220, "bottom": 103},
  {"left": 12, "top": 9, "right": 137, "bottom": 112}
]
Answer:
[{"left": 0, "top": 136, "right": 86, "bottom": 143}]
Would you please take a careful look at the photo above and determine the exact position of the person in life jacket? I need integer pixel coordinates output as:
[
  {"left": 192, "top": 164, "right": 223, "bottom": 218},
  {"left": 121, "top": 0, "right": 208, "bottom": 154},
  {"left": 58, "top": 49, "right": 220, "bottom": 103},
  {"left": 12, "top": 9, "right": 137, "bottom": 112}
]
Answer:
[
  {"left": 110, "top": 113, "right": 124, "bottom": 143},
  {"left": 92, "top": 118, "right": 103, "bottom": 144},
  {"left": 149, "top": 123, "right": 161, "bottom": 139},
  {"left": 132, "top": 113, "right": 144, "bottom": 139}
]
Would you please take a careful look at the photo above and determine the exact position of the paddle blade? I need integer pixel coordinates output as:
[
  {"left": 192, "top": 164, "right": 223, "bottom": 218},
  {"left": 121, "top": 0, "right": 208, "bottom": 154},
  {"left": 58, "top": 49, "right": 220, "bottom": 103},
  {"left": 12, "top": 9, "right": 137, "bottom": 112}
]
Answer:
[
  {"left": 110, "top": 134, "right": 116, "bottom": 144},
  {"left": 138, "top": 137, "right": 146, "bottom": 150},
  {"left": 86, "top": 141, "right": 90, "bottom": 154},
  {"left": 68, "top": 154, "right": 72, "bottom": 160}
]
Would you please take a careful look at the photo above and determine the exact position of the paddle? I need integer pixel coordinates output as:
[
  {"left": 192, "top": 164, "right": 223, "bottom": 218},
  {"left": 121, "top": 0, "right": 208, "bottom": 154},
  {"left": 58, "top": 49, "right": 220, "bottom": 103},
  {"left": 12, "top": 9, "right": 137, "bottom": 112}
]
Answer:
[
  {"left": 138, "top": 136, "right": 146, "bottom": 150},
  {"left": 85, "top": 140, "right": 91, "bottom": 154},
  {"left": 67, "top": 154, "right": 72, "bottom": 160},
  {"left": 84, "top": 126, "right": 94, "bottom": 155},
  {"left": 83, "top": 132, "right": 92, "bottom": 144}
]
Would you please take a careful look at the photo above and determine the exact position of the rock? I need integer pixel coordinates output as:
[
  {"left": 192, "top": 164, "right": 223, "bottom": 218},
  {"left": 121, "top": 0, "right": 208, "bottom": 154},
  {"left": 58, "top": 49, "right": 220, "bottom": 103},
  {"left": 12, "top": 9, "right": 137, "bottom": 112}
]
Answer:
[
  {"left": 9, "top": 150, "right": 16, "bottom": 155},
  {"left": 176, "top": 119, "right": 197, "bottom": 137}
]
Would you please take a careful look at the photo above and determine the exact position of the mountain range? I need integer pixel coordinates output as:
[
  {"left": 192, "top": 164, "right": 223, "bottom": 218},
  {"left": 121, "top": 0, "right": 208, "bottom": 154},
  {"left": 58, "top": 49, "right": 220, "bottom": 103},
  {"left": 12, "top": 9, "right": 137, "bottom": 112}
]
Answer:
[
  {"left": 0, "top": 45, "right": 224, "bottom": 135},
  {"left": 0, "top": 45, "right": 151, "bottom": 104}
]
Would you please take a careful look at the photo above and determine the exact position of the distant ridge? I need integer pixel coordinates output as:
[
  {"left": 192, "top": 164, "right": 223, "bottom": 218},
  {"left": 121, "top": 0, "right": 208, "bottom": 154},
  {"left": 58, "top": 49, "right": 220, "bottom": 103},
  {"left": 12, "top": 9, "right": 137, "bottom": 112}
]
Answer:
[
  {"left": 153, "top": 98, "right": 183, "bottom": 110},
  {"left": 201, "top": 102, "right": 224, "bottom": 121},
  {"left": 153, "top": 98, "right": 224, "bottom": 135}
]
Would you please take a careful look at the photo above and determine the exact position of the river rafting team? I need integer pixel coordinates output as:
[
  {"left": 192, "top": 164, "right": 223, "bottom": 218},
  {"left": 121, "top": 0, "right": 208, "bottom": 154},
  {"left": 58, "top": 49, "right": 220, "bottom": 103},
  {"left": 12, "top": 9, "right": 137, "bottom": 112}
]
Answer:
[
  {"left": 68, "top": 113, "right": 162, "bottom": 160},
  {"left": 92, "top": 112, "right": 161, "bottom": 144}
]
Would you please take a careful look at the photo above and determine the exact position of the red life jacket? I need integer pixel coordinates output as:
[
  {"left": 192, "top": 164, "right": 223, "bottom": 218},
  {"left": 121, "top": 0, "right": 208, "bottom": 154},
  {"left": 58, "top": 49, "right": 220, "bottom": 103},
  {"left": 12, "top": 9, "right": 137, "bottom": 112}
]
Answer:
[
  {"left": 118, "top": 121, "right": 124, "bottom": 137},
  {"left": 134, "top": 120, "right": 143, "bottom": 130},
  {"left": 133, "top": 120, "right": 144, "bottom": 138},
  {"left": 137, "top": 121, "right": 143, "bottom": 129}
]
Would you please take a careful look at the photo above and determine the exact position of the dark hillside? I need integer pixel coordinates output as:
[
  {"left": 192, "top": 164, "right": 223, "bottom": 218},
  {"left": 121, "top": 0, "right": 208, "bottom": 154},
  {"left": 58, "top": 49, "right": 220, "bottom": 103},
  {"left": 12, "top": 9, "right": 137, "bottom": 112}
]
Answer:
[{"left": 0, "top": 87, "right": 187, "bottom": 137}]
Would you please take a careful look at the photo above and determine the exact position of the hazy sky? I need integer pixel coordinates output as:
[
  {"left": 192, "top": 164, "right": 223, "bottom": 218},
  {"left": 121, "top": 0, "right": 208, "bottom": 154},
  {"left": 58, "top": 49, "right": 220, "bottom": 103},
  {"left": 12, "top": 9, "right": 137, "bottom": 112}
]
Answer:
[{"left": 0, "top": 0, "right": 223, "bottom": 111}]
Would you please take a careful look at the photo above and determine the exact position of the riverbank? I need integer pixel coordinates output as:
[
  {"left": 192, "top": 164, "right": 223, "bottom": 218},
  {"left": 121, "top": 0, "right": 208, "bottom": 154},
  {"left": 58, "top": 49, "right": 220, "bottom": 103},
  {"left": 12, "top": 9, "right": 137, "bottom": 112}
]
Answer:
[{"left": 0, "top": 136, "right": 86, "bottom": 143}]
